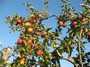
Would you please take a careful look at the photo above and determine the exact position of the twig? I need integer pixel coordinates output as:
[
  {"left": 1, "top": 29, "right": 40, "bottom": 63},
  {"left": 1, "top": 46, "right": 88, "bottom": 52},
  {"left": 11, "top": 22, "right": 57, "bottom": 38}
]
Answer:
[
  {"left": 53, "top": 49, "right": 76, "bottom": 67},
  {"left": 40, "top": 14, "right": 58, "bottom": 21},
  {"left": 77, "top": 35, "right": 84, "bottom": 67},
  {"left": 80, "top": 3, "right": 90, "bottom": 9}
]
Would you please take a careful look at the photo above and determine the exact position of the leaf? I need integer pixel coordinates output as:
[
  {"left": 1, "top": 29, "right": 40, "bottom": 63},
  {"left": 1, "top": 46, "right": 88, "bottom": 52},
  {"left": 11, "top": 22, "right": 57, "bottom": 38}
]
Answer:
[
  {"left": 51, "top": 40, "right": 56, "bottom": 48},
  {"left": 46, "top": 28, "right": 52, "bottom": 32}
]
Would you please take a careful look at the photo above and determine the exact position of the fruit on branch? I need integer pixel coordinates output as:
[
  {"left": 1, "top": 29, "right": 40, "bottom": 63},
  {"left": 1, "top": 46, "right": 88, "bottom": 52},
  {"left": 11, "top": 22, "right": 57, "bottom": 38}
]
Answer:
[
  {"left": 58, "top": 20, "right": 65, "bottom": 27},
  {"left": 16, "top": 17, "right": 23, "bottom": 25},
  {"left": 71, "top": 20, "right": 78, "bottom": 28},
  {"left": 24, "top": 22, "right": 32, "bottom": 27},
  {"left": 29, "top": 14, "right": 39, "bottom": 23},
  {"left": 36, "top": 50, "right": 44, "bottom": 56},
  {"left": 5, "top": 0, "right": 90, "bottom": 66},
  {"left": 16, "top": 38, "right": 24, "bottom": 45},
  {"left": 20, "top": 58, "right": 26, "bottom": 64},
  {"left": 27, "top": 27, "right": 33, "bottom": 33},
  {"left": 28, "top": 39, "right": 33, "bottom": 45}
]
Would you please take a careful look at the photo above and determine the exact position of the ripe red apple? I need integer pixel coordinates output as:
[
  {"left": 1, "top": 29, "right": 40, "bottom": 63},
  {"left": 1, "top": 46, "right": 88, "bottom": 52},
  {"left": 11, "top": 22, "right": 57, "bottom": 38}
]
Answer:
[
  {"left": 71, "top": 20, "right": 78, "bottom": 28},
  {"left": 16, "top": 38, "right": 24, "bottom": 45},
  {"left": 36, "top": 50, "right": 44, "bottom": 56},
  {"left": 16, "top": 18, "right": 23, "bottom": 25},
  {"left": 29, "top": 14, "right": 37, "bottom": 23}
]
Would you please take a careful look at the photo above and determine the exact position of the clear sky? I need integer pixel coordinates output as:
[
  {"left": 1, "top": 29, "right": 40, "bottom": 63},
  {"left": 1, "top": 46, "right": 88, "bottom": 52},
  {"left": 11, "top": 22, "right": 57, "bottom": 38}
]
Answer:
[{"left": 0, "top": 0, "right": 89, "bottom": 67}]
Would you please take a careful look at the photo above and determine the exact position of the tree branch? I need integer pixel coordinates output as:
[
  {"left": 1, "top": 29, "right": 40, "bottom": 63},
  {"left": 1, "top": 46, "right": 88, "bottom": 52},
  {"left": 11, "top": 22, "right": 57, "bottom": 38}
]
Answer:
[
  {"left": 53, "top": 49, "right": 76, "bottom": 67},
  {"left": 80, "top": 3, "right": 90, "bottom": 9},
  {"left": 77, "top": 35, "right": 84, "bottom": 67},
  {"left": 60, "top": 57, "right": 77, "bottom": 67}
]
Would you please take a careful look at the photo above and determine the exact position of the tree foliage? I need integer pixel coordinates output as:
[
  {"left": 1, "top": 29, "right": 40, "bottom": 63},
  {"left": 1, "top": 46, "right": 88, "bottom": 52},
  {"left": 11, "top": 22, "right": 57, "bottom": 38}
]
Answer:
[{"left": 0, "top": 0, "right": 90, "bottom": 67}]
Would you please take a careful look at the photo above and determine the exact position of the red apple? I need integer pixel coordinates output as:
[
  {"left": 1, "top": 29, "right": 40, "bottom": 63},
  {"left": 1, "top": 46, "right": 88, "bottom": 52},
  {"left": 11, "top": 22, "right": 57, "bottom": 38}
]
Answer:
[
  {"left": 29, "top": 15, "right": 37, "bottom": 23},
  {"left": 71, "top": 20, "right": 78, "bottom": 28},
  {"left": 36, "top": 50, "right": 44, "bottom": 56},
  {"left": 16, "top": 18, "right": 23, "bottom": 25},
  {"left": 16, "top": 38, "right": 24, "bottom": 45}
]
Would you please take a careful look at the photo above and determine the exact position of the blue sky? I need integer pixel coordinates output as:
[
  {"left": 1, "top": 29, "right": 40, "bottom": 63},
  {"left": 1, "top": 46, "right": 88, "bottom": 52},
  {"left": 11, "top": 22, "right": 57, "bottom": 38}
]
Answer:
[{"left": 0, "top": 0, "right": 89, "bottom": 67}]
